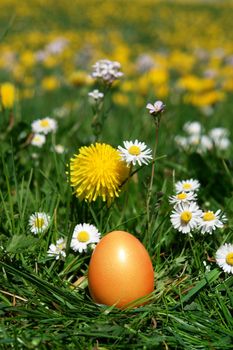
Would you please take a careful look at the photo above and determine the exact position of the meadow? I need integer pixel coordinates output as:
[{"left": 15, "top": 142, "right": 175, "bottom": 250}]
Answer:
[{"left": 0, "top": 0, "right": 233, "bottom": 349}]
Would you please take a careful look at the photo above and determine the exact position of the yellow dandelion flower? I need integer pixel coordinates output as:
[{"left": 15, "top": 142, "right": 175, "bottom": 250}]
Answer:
[
  {"left": 1, "top": 82, "right": 15, "bottom": 109},
  {"left": 69, "top": 143, "right": 129, "bottom": 205}
]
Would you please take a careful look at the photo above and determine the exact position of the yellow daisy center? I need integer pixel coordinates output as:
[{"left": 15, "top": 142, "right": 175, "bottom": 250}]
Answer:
[
  {"left": 181, "top": 211, "right": 192, "bottom": 223},
  {"left": 35, "top": 218, "right": 45, "bottom": 229},
  {"left": 40, "top": 119, "right": 49, "bottom": 128},
  {"left": 183, "top": 183, "right": 192, "bottom": 190},
  {"left": 128, "top": 145, "right": 141, "bottom": 156},
  {"left": 177, "top": 193, "right": 187, "bottom": 200},
  {"left": 226, "top": 252, "right": 233, "bottom": 266},
  {"left": 69, "top": 143, "right": 129, "bottom": 204},
  {"left": 203, "top": 211, "right": 215, "bottom": 221},
  {"left": 77, "top": 231, "right": 90, "bottom": 243}
]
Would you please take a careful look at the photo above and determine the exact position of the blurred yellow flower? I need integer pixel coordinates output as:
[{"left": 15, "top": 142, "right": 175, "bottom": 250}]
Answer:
[
  {"left": 113, "top": 92, "right": 129, "bottom": 106},
  {"left": 178, "top": 75, "right": 215, "bottom": 93},
  {"left": 169, "top": 51, "right": 195, "bottom": 73},
  {"left": 150, "top": 68, "right": 169, "bottom": 86},
  {"left": 121, "top": 81, "right": 134, "bottom": 93},
  {"left": 20, "top": 50, "right": 36, "bottom": 68},
  {"left": 185, "top": 90, "right": 225, "bottom": 107},
  {"left": 69, "top": 71, "right": 93, "bottom": 87},
  {"left": 0, "top": 82, "right": 15, "bottom": 109},
  {"left": 21, "top": 88, "right": 35, "bottom": 100},
  {"left": 222, "top": 79, "right": 233, "bottom": 92},
  {"left": 43, "top": 55, "right": 59, "bottom": 69},
  {"left": 41, "top": 76, "right": 60, "bottom": 91},
  {"left": 155, "top": 85, "right": 169, "bottom": 99}
]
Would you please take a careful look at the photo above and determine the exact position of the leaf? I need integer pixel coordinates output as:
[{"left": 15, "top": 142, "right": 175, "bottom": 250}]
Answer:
[
  {"left": 175, "top": 269, "right": 220, "bottom": 308},
  {"left": 6, "top": 234, "right": 38, "bottom": 253}
]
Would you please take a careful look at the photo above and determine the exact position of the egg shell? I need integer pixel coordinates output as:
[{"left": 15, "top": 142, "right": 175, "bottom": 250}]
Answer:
[{"left": 88, "top": 230, "right": 154, "bottom": 308}]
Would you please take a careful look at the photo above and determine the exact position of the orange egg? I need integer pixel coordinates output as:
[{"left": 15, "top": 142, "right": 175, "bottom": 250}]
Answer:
[{"left": 88, "top": 230, "right": 154, "bottom": 308}]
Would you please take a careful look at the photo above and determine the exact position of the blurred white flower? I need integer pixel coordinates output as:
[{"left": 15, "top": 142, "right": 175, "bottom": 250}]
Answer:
[
  {"left": 92, "top": 59, "right": 123, "bottom": 84},
  {"left": 136, "top": 54, "right": 155, "bottom": 73},
  {"left": 118, "top": 140, "right": 152, "bottom": 166},
  {"left": 32, "top": 117, "right": 57, "bottom": 135},
  {"left": 208, "top": 127, "right": 231, "bottom": 150},
  {"left": 183, "top": 121, "right": 202, "bottom": 135},
  {"left": 216, "top": 243, "right": 233, "bottom": 274},
  {"left": 209, "top": 127, "right": 229, "bottom": 139},
  {"left": 174, "top": 135, "right": 189, "bottom": 150},
  {"left": 47, "top": 238, "right": 66, "bottom": 260},
  {"left": 213, "top": 137, "right": 231, "bottom": 151},
  {"left": 46, "top": 37, "right": 69, "bottom": 55},
  {"left": 35, "top": 50, "right": 49, "bottom": 63},
  {"left": 198, "top": 135, "right": 213, "bottom": 153},
  {"left": 54, "top": 144, "right": 65, "bottom": 154},
  {"left": 188, "top": 134, "right": 200, "bottom": 146},
  {"left": 53, "top": 106, "right": 70, "bottom": 119},
  {"left": 88, "top": 89, "right": 104, "bottom": 100},
  {"left": 31, "top": 133, "right": 46, "bottom": 148},
  {"left": 200, "top": 106, "right": 214, "bottom": 117}
]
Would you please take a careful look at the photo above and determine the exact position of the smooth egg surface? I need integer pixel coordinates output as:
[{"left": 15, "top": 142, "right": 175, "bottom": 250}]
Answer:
[{"left": 88, "top": 230, "right": 154, "bottom": 308}]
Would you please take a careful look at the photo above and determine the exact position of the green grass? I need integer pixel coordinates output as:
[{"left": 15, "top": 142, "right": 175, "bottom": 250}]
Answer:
[{"left": 1, "top": 111, "right": 233, "bottom": 348}]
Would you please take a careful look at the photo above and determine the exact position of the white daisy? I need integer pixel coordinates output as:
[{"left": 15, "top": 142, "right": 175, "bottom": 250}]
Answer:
[
  {"left": 216, "top": 243, "right": 233, "bottom": 274},
  {"left": 47, "top": 238, "right": 66, "bottom": 260},
  {"left": 169, "top": 191, "right": 197, "bottom": 206},
  {"left": 198, "top": 210, "right": 226, "bottom": 234},
  {"left": 88, "top": 89, "right": 104, "bottom": 101},
  {"left": 118, "top": 140, "right": 152, "bottom": 166},
  {"left": 70, "top": 223, "right": 101, "bottom": 253},
  {"left": 31, "top": 117, "right": 57, "bottom": 135},
  {"left": 170, "top": 202, "right": 202, "bottom": 234},
  {"left": 31, "top": 133, "right": 46, "bottom": 148},
  {"left": 146, "top": 100, "right": 165, "bottom": 115},
  {"left": 175, "top": 179, "right": 200, "bottom": 193},
  {"left": 29, "top": 212, "right": 50, "bottom": 234}
]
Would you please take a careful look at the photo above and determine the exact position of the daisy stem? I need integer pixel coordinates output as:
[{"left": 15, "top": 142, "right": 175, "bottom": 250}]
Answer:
[
  {"left": 188, "top": 235, "right": 201, "bottom": 269},
  {"left": 146, "top": 119, "right": 160, "bottom": 231}
]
